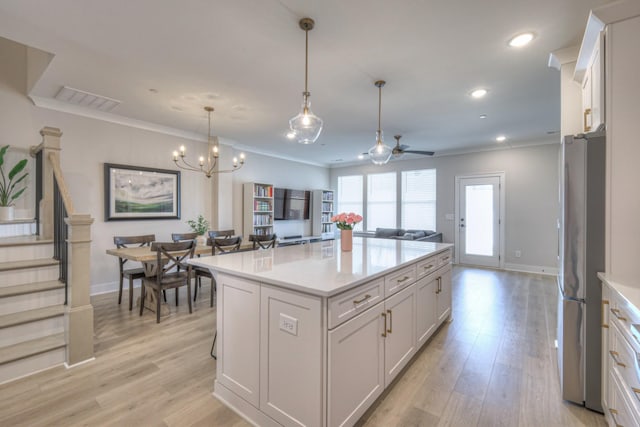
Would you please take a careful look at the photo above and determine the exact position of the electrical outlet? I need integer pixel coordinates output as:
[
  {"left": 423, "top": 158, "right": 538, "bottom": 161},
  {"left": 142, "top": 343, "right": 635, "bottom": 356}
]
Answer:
[
  {"left": 515, "top": 250, "right": 521, "bottom": 258},
  {"left": 279, "top": 313, "right": 298, "bottom": 336}
]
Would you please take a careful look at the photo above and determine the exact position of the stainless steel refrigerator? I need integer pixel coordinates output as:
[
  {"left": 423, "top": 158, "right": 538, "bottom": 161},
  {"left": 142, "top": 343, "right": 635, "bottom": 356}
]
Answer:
[{"left": 556, "top": 130, "right": 605, "bottom": 412}]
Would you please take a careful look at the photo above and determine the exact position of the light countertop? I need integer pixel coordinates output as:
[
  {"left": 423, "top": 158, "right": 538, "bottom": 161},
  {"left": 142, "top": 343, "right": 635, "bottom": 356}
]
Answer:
[
  {"left": 190, "top": 237, "right": 453, "bottom": 297},
  {"left": 598, "top": 272, "right": 640, "bottom": 310}
]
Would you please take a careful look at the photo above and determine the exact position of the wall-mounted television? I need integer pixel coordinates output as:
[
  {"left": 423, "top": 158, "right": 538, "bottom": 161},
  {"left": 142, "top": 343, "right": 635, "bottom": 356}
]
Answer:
[{"left": 274, "top": 188, "right": 311, "bottom": 220}]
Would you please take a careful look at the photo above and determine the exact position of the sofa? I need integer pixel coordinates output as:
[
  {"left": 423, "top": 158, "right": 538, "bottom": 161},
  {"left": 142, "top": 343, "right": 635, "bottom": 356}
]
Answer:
[{"left": 356, "top": 228, "right": 443, "bottom": 243}]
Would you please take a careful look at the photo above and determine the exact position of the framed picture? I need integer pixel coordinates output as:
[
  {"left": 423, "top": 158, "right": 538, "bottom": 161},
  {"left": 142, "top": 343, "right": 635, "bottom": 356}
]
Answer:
[{"left": 104, "top": 163, "right": 180, "bottom": 221}]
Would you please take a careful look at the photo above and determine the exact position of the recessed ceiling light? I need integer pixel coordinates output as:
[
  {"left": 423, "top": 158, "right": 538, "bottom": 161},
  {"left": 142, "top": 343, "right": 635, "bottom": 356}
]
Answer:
[
  {"left": 470, "top": 89, "right": 488, "bottom": 99},
  {"left": 479, "top": 114, "right": 487, "bottom": 119},
  {"left": 496, "top": 135, "right": 506, "bottom": 142},
  {"left": 509, "top": 32, "right": 535, "bottom": 48},
  {"left": 148, "top": 88, "right": 158, "bottom": 93},
  {"left": 286, "top": 131, "right": 296, "bottom": 139}
]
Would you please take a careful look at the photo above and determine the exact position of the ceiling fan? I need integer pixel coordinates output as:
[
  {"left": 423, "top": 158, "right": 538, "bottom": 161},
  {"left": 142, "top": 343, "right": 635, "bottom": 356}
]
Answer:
[{"left": 391, "top": 135, "right": 434, "bottom": 157}]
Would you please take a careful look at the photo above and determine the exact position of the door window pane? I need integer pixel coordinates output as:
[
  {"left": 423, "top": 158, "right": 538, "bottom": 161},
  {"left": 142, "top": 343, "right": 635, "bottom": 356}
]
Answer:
[
  {"left": 367, "top": 173, "right": 396, "bottom": 230},
  {"left": 401, "top": 169, "right": 436, "bottom": 230},
  {"left": 337, "top": 175, "right": 363, "bottom": 231},
  {"left": 465, "top": 184, "right": 493, "bottom": 256}
]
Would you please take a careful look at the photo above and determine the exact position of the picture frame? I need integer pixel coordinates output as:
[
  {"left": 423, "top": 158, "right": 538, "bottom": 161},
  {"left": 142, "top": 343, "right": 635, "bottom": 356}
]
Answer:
[{"left": 104, "top": 163, "right": 180, "bottom": 221}]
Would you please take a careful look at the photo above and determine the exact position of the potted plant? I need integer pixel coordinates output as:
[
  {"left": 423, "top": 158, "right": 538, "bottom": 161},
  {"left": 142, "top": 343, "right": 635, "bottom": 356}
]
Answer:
[
  {"left": 0, "top": 145, "right": 29, "bottom": 221},
  {"left": 187, "top": 214, "right": 210, "bottom": 245}
]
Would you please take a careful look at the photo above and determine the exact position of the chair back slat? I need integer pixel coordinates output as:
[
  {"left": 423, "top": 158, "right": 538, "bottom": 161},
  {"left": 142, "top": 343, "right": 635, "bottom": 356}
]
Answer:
[
  {"left": 212, "top": 236, "right": 242, "bottom": 255},
  {"left": 171, "top": 232, "right": 199, "bottom": 242},
  {"left": 250, "top": 234, "right": 277, "bottom": 250}
]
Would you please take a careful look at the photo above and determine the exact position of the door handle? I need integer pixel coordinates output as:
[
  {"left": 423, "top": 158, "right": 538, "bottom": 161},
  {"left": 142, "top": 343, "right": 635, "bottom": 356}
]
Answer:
[
  {"left": 387, "top": 309, "right": 392, "bottom": 334},
  {"left": 583, "top": 108, "right": 592, "bottom": 132}
]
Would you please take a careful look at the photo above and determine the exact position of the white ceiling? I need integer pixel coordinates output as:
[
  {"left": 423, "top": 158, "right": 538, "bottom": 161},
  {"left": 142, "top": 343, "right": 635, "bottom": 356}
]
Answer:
[{"left": 0, "top": 0, "right": 613, "bottom": 166}]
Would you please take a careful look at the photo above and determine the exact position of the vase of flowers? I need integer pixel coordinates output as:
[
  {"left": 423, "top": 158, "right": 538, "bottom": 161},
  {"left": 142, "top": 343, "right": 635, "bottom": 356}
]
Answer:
[
  {"left": 331, "top": 212, "right": 363, "bottom": 252},
  {"left": 187, "top": 214, "right": 210, "bottom": 246}
]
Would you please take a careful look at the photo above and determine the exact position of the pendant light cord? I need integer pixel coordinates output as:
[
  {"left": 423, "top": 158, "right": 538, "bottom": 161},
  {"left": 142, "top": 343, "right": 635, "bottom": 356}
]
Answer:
[
  {"left": 378, "top": 85, "right": 382, "bottom": 133},
  {"left": 304, "top": 28, "right": 309, "bottom": 94}
]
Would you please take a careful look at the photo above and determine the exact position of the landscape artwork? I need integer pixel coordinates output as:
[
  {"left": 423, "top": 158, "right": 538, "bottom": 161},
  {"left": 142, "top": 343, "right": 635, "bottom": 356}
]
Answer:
[{"left": 104, "top": 163, "right": 180, "bottom": 220}]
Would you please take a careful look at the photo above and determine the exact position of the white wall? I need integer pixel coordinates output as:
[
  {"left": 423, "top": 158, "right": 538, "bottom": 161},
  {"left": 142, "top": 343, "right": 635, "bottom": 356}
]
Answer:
[
  {"left": 1, "top": 38, "right": 329, "bottom": 294},
  {"left": 330, "top": 144, "right": 560, "bottom": 273}
]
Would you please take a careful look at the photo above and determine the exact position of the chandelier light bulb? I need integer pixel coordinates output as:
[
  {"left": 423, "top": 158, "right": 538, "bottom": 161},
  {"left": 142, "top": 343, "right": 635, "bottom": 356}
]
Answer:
[{"left": 180, "top": 145, "right": 186, "bottom": 155}]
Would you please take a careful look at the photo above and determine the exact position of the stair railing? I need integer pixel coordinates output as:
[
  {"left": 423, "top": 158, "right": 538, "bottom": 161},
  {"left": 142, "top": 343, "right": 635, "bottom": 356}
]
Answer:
[{"left": 31, "top": 127, "right": 95, "bottom": 367}]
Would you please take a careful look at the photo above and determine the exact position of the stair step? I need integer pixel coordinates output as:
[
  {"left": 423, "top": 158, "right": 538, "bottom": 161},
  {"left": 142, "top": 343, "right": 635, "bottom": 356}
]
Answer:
[
  {"left": 0, "top": 258, "right": 58, "bottom": 272},
  {"left": 0, "top": 306, "right": 64, "bottom": 329},
  {"left": 0, "top": 235, "right": 52, "bottom": 247},
  {"left": 0, "top": 280, "right": 63, "bottom": 298},
  {"left": 0, "top": 333, "right": 65, "bottom": 365}
]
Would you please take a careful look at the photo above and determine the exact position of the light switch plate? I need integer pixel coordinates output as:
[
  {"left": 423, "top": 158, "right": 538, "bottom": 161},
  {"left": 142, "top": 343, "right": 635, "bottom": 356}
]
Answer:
[{"left": 279, "top": 313, "right": 298, "bottom": 336}]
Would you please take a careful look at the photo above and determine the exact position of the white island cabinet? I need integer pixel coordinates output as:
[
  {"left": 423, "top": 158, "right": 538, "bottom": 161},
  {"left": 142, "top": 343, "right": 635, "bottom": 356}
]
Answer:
[{"left": 191, "top": 238, "right": 453, "bottom": 427}]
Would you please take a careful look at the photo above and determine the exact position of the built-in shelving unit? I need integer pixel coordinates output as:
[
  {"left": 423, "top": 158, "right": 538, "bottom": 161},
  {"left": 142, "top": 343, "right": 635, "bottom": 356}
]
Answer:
[
  {"left": 312, "top": 189, "right": 334, "bottom": 239},
  {"left": 243, "top": 182, "right": 274, "bottom": 238}
]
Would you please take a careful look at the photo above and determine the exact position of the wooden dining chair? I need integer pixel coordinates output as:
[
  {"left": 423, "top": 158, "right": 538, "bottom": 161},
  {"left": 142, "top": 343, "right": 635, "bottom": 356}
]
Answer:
[
  {"left": 170, "top": 232, "right": 201, "bottom": 305},
  {"left": 140, "top": 240, "right": 196, "bottom": 323},
  {"left": 249, "top": 233, "right": 277, "bottom": 250},
  {"left": 194, "top": 236, "right": 243, "bottom": 307},
  {"left": 113, "top": 234, "right": 155, "bottom": 310}
]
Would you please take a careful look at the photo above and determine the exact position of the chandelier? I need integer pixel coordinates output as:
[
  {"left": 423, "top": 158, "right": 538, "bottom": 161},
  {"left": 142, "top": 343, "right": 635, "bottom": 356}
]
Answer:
[
  {"left": 368, "top": 80, "right": 392, "bottom": 165},
  {"left": 172, "top": 106, "right": 245, "bottom": 178},
  {"left": 288, "top": 17, "right": 323, "bottom": 144}
]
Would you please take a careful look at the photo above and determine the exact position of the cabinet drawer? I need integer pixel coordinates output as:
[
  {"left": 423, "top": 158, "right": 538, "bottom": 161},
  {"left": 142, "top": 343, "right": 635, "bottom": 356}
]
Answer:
[
  {"left": 608, "top": 368, "right": 640, "bottom": 427},
  {"left": 328, "top": 279, "right": 384, "bottom": 329},
  {"left": 438, "top": 249, "right": 452, "bottom": 267},
  {"left": 384, "top": 265, "right": 417, "bottom": 296},
  {"left": 609, "top": 321, "right": 640, "bottom": 410},
  {"left": 416, "top": 256, "right": 438, "bottom": 279}
]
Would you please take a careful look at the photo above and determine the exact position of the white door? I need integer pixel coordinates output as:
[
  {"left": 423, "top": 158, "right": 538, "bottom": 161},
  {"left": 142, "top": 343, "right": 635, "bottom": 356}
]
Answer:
[{"left": 457, "top": 175, "right": 502, "bottom": 268}]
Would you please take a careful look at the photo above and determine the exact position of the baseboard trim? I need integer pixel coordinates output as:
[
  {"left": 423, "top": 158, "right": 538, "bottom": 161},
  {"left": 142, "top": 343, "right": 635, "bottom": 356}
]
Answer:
[
  {"left": 504, "top": 263, "right": 558, "bottom": 276},
  {"left": 65, "top": 357, "right": 95, "bottom": 369},
  {"left": 91, "top": 281, "right": 141, "bottom": 296}
]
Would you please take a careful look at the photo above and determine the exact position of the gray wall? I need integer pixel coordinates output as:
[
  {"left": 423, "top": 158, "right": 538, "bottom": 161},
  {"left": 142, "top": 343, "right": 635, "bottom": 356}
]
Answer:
[{"left": 330, "top": 144, "right": 560, "bottom": 272}]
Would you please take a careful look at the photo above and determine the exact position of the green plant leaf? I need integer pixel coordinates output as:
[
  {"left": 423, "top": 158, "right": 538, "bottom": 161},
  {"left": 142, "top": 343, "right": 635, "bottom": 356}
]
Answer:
[
  {"left": 8, "top": 159, "right": 27, "bottom": 180},
  {"left": 9, "top": 187, "right": 26, "bottom": 203},
  {"left": 9, "top": 172, "right": 28, "bottom": 190},
  {"left": 0, "top": 145, "right": 8, "bottom": 168}
]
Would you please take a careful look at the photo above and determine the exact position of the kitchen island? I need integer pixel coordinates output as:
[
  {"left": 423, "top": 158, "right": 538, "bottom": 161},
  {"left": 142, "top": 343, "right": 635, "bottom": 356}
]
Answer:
[{"left": 191, "top": 237, "right": 453, "bottom": 427}]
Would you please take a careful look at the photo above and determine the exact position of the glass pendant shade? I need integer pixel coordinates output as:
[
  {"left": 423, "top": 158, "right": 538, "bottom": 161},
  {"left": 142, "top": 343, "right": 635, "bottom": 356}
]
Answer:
[
  {"left": 289, "top": 94, "right": 323, "bottom": 144},
  {"left": 368, "top": 130, "right": 392, "bottom": 165}
]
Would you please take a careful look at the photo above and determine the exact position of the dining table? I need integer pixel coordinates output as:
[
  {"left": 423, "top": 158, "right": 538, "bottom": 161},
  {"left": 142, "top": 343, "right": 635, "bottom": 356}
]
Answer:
[{"left": 106, "top": 244, "right": 213, "bottom": 316}]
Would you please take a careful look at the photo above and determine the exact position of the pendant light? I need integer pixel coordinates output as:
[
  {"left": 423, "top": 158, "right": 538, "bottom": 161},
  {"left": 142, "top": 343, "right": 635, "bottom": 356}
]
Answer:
[
  {"left": 289, "top": 17, "right": 323, "bottom": 144},
  {"left": 368, "top": 80, "right": 392, "bottom": 165}
]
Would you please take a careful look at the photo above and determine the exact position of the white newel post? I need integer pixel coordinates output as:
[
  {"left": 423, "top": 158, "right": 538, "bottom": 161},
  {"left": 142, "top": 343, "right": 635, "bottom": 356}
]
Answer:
[
  {"left": 37, "top": 127, "right": 62, "bottom": 240},
  {"left": 64, "top": 214, "right": 95, "bottom": 366}
]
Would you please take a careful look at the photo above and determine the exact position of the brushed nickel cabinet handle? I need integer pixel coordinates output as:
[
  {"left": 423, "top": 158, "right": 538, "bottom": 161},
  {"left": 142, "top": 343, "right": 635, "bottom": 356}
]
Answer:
[
  {"left": 632, "top": 387, "right": 640, "bottom": 397},
  {"left": 442, "top": 256, "right": 450, "bottom": 262},
  {"left": 353, "top": 294, "right": 371, "bottom": 305},
  {"left": 611, "top": 308, "right": 628, "bottom": 322},
  {"left": 387, "top": 309, "right": 392, "bottom": 334},
  {"left": 610, "top": 350, "right": 626, "bottom": 368},
  {"left": 609, "top": 408, "right": 623, "bottom": 427},
  {"left": 381, "top": 312, "right": 387, "bottom": 337},
  {"left": 602, "top": 300, "right": 609, "bottom": 328},
  {"left": 422, "top": 264, "right": 434, "bottom": 270},
  {"left": 397, "top": 276, "right": 410, "bottom": 284}
]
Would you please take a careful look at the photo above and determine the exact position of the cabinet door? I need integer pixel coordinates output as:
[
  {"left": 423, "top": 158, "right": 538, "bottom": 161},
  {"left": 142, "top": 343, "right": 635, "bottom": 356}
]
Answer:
[
  {"left": 217, "top": 274, "right": 261, "bottom": 407},
  {"left": 384, "top": 284, "right": 417, "bottom": 387},
  {"left": 436, "top": 267, "right": 452, "bottom": 325},
  {"left": 416, "top": 275, "right": 437, "bottom": 348},
  {"left": 590, "top": 36, "right": 603, "bottom": 129},
  {"left": 328, "top": 303, "right": 384, "bottom": 427}
]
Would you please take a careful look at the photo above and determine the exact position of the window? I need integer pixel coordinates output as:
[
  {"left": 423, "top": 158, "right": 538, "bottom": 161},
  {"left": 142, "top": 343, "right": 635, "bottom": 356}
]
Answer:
[
  {"left": 401, "top": 169, "right": 436, "bottom": 230},
  {"left": 337, "top": 175, "right": 363, "bottom": 231},
  {"left": 367, "top": 172, "right": 396, "bottom": 231}
]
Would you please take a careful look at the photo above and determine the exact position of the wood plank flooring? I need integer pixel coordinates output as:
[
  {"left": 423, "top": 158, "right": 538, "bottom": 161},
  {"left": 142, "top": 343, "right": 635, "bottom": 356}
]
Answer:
[{"left": 0, "top": 267, "right": 606, "bottom": 426}]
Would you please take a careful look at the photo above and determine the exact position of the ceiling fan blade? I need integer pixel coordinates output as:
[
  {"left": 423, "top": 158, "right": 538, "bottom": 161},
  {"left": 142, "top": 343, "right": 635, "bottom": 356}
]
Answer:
[
  {"left": 402, "top": 150, "right": 435, "bottom": 156},
  {"left": 399, "top": 144, "right": 410, "bottom": 151}
]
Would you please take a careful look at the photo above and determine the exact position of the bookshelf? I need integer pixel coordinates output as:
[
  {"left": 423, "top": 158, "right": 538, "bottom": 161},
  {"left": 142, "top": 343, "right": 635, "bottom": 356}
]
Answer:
[
  {"left": 243, "top": 182, "right": 274, "bottom": 238},
  {"left": 312, "top": 189, "right": 335, "bottom": 239}
]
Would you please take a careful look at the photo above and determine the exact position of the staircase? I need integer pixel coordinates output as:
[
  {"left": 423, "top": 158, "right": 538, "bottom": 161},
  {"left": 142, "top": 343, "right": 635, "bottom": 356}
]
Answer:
[{"left": 0, "top": 233, "right": 66, "bottom": 384}]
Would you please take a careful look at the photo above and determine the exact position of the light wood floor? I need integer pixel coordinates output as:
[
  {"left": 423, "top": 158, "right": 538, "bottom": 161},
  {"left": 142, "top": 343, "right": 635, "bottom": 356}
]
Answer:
[{"left": 0, "top": 267, "right": 606, "bottom": 426}]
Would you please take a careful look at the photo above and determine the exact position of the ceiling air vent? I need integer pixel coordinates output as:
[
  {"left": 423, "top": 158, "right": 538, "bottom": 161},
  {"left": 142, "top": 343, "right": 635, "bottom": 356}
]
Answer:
[{"left": 54, "top": 86, "right": 120, "bottom": 112}]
